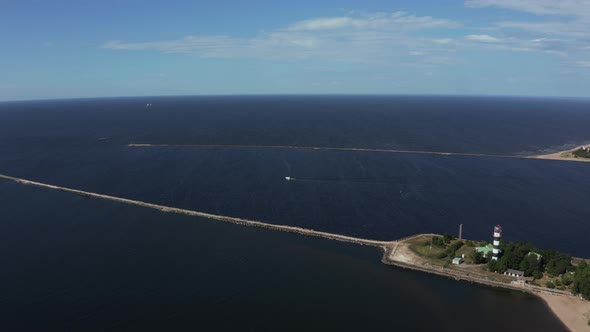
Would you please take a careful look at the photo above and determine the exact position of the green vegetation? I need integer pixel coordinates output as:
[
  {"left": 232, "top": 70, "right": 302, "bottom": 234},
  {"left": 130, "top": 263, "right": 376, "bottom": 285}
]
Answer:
[
  {"left": 410, "top": 235, "right": 590, "bottom": 299},
  {"left": 573, "top": 261, "right": 590, "bottom": 300},
  {"left": 409, "top": 236, "right": 465, "bottom": 265},
  {"left": 487, "top": 241, "right": 571, "bottom": 277},
  {"left": 572, "top": 147, "right": 590, "bottom": 158},
  {"left": 442, "top": 233, "right": 453, "bottom": 244},
  {"left": 410, "top": 238, "right": 448, "bottom": 261},
  {"left": 446, "top": 240, "right": 464, "bottom": 257},
  {"left": 431, "top": 236, "right": 445, "bottom": 247},
  {"left": 484, "top": 241, "right": 590, "bottom": 299},
  {"left": 469, "top": 250, "right": 486, "bottom": 264}
]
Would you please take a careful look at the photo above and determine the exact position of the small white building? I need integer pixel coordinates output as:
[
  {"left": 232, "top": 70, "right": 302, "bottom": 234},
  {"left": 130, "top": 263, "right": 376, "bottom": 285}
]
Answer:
[
  {"left": 452, "top": 257, "right": 463, "bottom": 265},
  {"left": 504, "top": 269, "right": 525, "bottom": 278}
]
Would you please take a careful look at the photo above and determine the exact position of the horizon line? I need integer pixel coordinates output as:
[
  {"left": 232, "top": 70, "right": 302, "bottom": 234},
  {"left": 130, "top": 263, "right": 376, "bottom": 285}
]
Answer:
[{"left": 2, "top": 93, "right": 590, "bottom": 103}]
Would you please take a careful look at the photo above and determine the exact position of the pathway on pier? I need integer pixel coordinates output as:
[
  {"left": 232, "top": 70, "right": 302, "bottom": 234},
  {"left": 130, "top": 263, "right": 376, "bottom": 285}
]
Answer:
[{"left": 0, "top": 174, "right": 394, "bottom": 248}]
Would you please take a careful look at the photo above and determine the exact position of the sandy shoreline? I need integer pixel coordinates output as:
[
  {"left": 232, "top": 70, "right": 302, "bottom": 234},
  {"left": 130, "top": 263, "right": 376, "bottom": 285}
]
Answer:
[
  {"left": 385, "top": 238, "right": 589, "bottom": 332},
  {"left": 0, "top": 173, "right": 588, "bottom": 330},
  {"left": 533, "top": 145, "right": 590, "bottom": 163},
  {"left": 537, "top": 292, "right": 590, "bottom": 332}
]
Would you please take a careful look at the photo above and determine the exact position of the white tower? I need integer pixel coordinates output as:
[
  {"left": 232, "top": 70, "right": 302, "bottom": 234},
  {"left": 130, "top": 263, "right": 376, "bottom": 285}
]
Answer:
[{"left": 492, "top": 224, "right": 502, "bottom": 261}]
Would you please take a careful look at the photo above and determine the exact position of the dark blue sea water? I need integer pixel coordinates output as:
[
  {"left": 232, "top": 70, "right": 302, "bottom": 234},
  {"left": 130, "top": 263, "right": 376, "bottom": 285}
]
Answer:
[
  {"left": 0, "top": 181, "right": 568, "bottom": 331},
  {"left": 1, "top": 95, "right": 589, "bottom": 331}
]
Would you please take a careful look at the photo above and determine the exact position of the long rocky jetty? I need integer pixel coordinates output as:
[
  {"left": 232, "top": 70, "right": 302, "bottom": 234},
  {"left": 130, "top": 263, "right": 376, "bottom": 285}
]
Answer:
[
  {"left": 2, "top": 172, "right": 587, "bottom": 331},
  {"left": 0, "top": 173, "right": 392, "bottom": 248}
]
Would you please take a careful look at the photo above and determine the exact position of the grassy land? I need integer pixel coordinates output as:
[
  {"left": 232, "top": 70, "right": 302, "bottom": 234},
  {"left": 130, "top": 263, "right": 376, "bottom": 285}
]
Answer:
[
  {"left": 407, "top": 235, "right": 484, "bottom": 267},
  {"left": 411, "top": 241, "right": 446, "bottom": 258},
  {"left": 572, "top": 148, "right": 590, "bottom": 158},
  {"left": 409, "top": 241, "right": 450, "bottom": 266}
]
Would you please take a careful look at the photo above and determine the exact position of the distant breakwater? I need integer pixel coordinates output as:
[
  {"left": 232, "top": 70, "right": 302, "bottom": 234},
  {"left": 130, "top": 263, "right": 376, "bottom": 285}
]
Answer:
[
  {"left": 128, "top": 143, "right": 518, "bottom": 159},
  {"left": 0, "top": 174, "right": 392, "bottom": 248},
  {"left": 127, "top": 143, "right": 586, "bottom": 163}
]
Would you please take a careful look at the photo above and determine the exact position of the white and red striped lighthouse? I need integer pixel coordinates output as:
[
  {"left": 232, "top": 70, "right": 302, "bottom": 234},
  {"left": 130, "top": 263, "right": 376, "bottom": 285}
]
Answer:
[{"left": 492, "top": 224, "right": 502, "bottom": 261}]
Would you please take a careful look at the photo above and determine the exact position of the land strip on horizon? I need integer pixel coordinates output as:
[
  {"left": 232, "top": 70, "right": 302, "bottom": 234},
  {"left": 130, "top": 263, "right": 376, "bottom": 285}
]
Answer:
[{"left": 127, "top": 143, "right": 590, "bottom": 163}]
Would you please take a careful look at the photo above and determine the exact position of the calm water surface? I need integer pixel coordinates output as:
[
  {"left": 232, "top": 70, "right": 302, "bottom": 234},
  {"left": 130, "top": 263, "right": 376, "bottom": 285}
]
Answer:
[
  {"left": 0, "top": 96, "right": 588, "bottom": 330},
  {"left": 0, "top": 181, "right": 567, "bottom": 331}
]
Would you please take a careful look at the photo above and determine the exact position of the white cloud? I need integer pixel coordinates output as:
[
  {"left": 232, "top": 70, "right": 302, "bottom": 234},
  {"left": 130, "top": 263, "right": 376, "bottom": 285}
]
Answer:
[
  {"left": 432, "top": 38, "right": 453, "bottom": 44},
  {"left": 576, "top": 61, "right": 590, "bottom": 67},
  {"left": 288, "top": 17, "right": 365, "bottom": 31},
  {"left": 464, "top": 0, "right": 590, "bottom": 17},
  {"left": 465, "top": 0, "right": 590, "bottom": 66},
  {"left": 465, "top": 34, "right": 501, "bottom": 42},
  {"left": 102, "top": 12, "right": 462, "bottom": 64},
  {"left": 288, "top": 11, "right": 461, "bottom": 31},
  {"left": 101, "top": 7, "right": 587, "bottom": 70}
]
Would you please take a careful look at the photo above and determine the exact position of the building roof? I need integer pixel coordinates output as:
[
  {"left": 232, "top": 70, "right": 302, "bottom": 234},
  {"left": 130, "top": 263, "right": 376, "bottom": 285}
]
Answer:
[
  {"left": 452, "top": 257, "right": 463, "bottom": 263},
  {"left": 475, "top": 244, "right": 493, "bottom": 255},
  {"left": 505, "top": 269, "right": 524, "bottom": 276}
]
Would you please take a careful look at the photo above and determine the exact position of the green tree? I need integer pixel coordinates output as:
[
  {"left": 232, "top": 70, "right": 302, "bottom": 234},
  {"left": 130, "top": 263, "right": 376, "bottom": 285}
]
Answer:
[
  {"left": 546, "top": 281, "right": 555, "bottom": 289},
  {"left": 561, "top": 274, "right": 573, "bottom": 286},
  {"left": 488, "top": 259, "right": 498, "bottom": 272},
  {"left": 470, "top": 250, "right": 486, "bottom": 264},
  {"left": 431, "top": 236, "right": 444, "bottom": 247},
  {"left": 573, "top": 263, "right": 590, "bottom": 300},
  {"left": 532, "top": 270, "right": 543, "bottom": 280},
  {"left": 545, "top": 253, "right": 572, "bottom": 277},
  {"left": 519, "top": 254, "right": 541, "bottom": 277},
  {"left": 446, "top": 241, "right": 464, "bottom": 257},
  {"left": 443, "top": 233, "right": 453, "bottom": 244}
]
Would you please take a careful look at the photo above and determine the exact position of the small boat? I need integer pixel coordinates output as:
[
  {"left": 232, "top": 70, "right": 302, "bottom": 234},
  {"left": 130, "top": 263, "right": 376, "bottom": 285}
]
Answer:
[{"left": 285, "top": 177, "right": 295, "bottom": 181}]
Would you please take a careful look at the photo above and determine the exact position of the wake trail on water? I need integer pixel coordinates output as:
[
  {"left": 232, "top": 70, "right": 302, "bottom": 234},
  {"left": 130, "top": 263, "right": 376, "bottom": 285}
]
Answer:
[{"left": 286, "top": 177, "right": 401, "bottom": 185}]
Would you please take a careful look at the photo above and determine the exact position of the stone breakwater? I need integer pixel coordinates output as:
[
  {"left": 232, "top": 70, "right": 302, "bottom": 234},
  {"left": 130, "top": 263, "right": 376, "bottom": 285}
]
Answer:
[
  {"left": 0, "top": 174, "right": 392, "bottom": 248},
  {"left": 128, "top": 143, "right": 590, "bottom": 163},
  {"left": 2, "top": 172, "right": 587, "bottom": 330}
]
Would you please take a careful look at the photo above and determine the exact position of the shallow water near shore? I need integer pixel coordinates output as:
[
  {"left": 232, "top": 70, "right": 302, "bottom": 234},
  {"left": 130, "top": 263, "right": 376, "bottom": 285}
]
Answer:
[
  {"left": 0, "top": 181, "right": 567, "bottom": 331},
  {"left": 0, "top": 96, "right": 589, "bottom": 330}
]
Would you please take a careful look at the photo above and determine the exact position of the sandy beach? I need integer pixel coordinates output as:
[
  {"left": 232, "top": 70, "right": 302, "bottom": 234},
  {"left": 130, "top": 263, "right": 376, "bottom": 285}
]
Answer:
[
  {"left": 537, "top": 292, "right": 590, "bottom": 332},
  {"left": 386, "top": 236, "right": 590, "bottom": 332},
  {"left": 534, "top": 145, "right": 590, "bottom": 163}
]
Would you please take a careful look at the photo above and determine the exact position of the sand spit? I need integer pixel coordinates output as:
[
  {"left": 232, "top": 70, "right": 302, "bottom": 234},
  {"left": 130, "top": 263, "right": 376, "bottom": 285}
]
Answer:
[
  {"left": 534, "top": 146, "right": 590, "bottom": 163},
  {"left": 1, "top": 172, "right": 588, "bottom": 330},
  {"left": 128, "top": 143, "right": 590, "bottom": 164}
]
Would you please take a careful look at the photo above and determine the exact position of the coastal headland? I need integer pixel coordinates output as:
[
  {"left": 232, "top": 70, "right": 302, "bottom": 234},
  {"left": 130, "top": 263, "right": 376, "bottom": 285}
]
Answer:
[
  {"left": 533, "top": 145, "right": 590, "bottom": 163},
  {"left": 1, "top": 173, "right": 588, "bottom": 331},
  {"left": 128, "top": 143, "right": 590, "bottom": 163}
]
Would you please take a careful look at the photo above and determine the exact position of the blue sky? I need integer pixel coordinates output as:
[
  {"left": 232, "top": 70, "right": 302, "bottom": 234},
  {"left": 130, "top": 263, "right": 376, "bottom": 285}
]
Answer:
[{"left": 1, "top": 0, "right": 589, "bottom": 100}]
